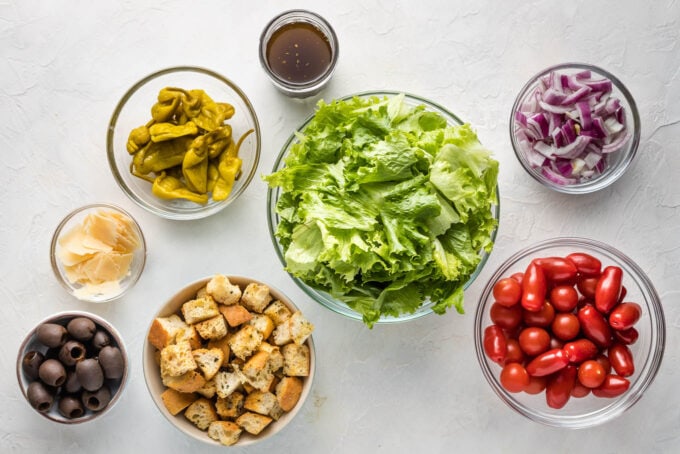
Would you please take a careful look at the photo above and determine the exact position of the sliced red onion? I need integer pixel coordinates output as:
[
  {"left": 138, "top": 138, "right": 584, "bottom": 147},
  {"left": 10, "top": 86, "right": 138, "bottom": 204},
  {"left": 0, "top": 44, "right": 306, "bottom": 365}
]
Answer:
[{"left": 514, "top": 68, "right": 630, "bottom": 185}]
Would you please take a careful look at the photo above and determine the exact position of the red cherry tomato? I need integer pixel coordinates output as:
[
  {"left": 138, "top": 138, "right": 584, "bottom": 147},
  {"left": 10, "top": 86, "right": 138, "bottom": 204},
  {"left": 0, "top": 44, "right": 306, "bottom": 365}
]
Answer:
[
  {"left": 613, "top": 327, "right": 639, "bottom": 345},
  {"left": 490, "top": 302, "right": 523, "bottom": 330},
  {"left": 577, "top": 360, "right": 607, "bottom": 388},
  {"left": 609, "top": 302, "right": 642, "bottom": 331},
  {"left": 518, "top": 327, "right": 551, "bottom": 356},
  {"left": 577, "top": 277, "right": 598, "bottom": 299},
  {"left": 483, "top": 325, "right": 507, "bottom": 364},
  {"left": 571, "top": 380, "right": 591, "bottom": 398},
  {"left": 504, "top": 338, "right": 525, "bottom": 365},
  {"left": 533, "top": 257, "right": 578, "bottom": 284},
  {"left": 565, "top": 252, "right": 602, "bottom": 277},
  {"left": 577, "top": 305, "right": 613, "bottom": 348},
  {"left": 592, "top": 374, "right": 630, "bottom": 398},
  {"left": 523, "top": 301, "right": 555, "bottom": 327},
  {"left": 510, "top": 272, "right": 524, "bottom": 286},
  {"left": 595, "top": 354, "right": 611, "bottom": 374},
  {"left": 546, "top": 365, "right": 577, "bottom": 409},
  {"left": 549, "top": 285, "right": 579, "bottom": 312},
  {"left": 526, "top": 348, "right": 569, "bottom": 377},
  {"left": 608, "top": 343, "right": 635, "bottom": 377},
  {"left": 595, "top": 266, "right": 623, "bottom": 313},
  {"left": 500, "top": 363, "right": 530, "bottom": 393},
  {"left": 551, "top": 313, "right": 580, "bottom": 341},
  {"left": 521, "top": 262, "right": 547, "bottom": 312},
  {"left": 563, "top": 339, "right": 598, "bottom": 364},
  {"left": 493, "top": 278, "right": 522, "bottom": 307},
  {"left": 524, "top": 376, "right": 547, "bottom": 395}
]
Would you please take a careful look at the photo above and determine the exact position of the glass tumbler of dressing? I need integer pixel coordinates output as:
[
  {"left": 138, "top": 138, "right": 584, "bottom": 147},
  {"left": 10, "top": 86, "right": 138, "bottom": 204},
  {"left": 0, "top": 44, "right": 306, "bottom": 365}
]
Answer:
[{"left": 259, "top": 10, "right": 339, "bottom": 98}]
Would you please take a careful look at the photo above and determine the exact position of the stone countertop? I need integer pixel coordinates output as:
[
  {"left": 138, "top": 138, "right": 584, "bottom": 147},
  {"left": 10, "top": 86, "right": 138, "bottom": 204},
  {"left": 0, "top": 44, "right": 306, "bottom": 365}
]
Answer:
[{"left": 1, "top": 1, "right": 679, "bottom": 452}]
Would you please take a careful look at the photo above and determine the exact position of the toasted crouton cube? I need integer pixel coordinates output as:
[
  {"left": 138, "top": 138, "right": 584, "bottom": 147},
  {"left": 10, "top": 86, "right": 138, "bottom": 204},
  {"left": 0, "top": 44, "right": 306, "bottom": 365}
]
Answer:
[
  {"left": 258, "top": 342, "right": 284, "bottom": 372},
  {"left": 271, "top": 320, "right": 291, "bottom": 346},
  {"left": 240, "top": 283, "right": 272, "bottom": 313},
  {"left": 160, "top": 341, "right": 197, "bottom": 377},
  {"left": 196, "top": 286, "right": 216, "bottom": 304},
  {"left": 181, "top": 297, "right": 219, "bottom": 324},
  {"left": 219, "top": 304, "right": 252, "bottom": 327},
  {"left": 208, "top": 420, "right": 242, "bottom": 446},
  {"left": 276, "top": 376, "right": 303, "bottom": 412},
  {"left": 163, "top": 370, "right": 206, "bottom": 393},
  {"left": 269, "top": 399, "right": 284, "bottom": 420},
  {"left": 148, "top": 314, "right": 187, "bottom": 350},
  {"left": 175, "top": 325, "right": 202, "bottom": 349},
  {"left": 248, "top": 314, "right": 275, "bottom": 339},
  {"left": 215, "top": 371, "right": 243, "bottom": 398},
  {"left": 207, "top": 275, "right": 242, "bottom": 305},
  {"left": 196, "top": 379, "right": 217, "bottom": 399},
  {"left": 242, "top": 350, "right": 274, "bottom": 392},
  {"left": 282, "top": 343, "right": 310, "bottom": 377},
  {"left": 236, "top": 412, "right": 273, "bottom": 435},
  {"left": 229, "top": 325, "right": 263, "bottom": 360},
  {"left": 195, "top": 315, "right": 228, "bottom": 341},
  {"left": 216, "top": 391, "right": 245, "bottom": 419},
  {"left": 184, "top": 397, "right": 218, "bottom": 430},
  {"left": 272, "top": 311, "right": 314, "bottom": 346},
  {"left": 192, "top": 348, "right": 224, "bottom": 381},
  {"left": 244, "top": 390, "right": 278, "bottom": 416},
  {"left": 161, "top": 388, "right": 198, "bottom": 416},
  {"left": 207, "top": 336, "right": 231, "bottom": 362},
  {"left": 263, "top": 300, "right": 293, "bottom": 326}
]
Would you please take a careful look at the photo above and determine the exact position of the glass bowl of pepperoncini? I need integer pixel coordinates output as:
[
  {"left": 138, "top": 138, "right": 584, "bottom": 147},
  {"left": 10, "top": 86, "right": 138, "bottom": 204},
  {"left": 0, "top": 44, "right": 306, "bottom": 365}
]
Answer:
[
  {"left": 107, "top": 66, "right": 261, "bottom": 220},
  {"left": 259, "top": 10, "right": 339, "bottom": 98}
]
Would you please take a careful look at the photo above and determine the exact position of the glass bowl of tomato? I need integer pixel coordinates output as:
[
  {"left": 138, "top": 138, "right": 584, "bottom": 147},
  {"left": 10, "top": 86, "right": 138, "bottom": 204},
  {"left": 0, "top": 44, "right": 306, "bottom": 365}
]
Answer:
[{"left": 473, "top": 237, "right": 665, "bottom": 428}]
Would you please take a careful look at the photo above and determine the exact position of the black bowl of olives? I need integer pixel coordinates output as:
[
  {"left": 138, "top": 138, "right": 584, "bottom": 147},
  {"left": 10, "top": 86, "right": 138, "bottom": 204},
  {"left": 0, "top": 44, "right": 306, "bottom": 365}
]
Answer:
[{"left": 16, "top": 311, "right": 128, "bottom": 423}]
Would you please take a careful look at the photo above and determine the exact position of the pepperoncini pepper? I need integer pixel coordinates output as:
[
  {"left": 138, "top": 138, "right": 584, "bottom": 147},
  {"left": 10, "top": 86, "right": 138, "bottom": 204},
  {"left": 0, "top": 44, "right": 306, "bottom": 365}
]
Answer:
[
  {"left": 149, "top": 122, "right": 199, "bottom": 142},
  {"left": 151, "top": 88, "right": 183, "bottom": 122},
  {"left": 152, "top": 171, "right": 209, "bottom": 205},
  {"left": 182, "top": 135, "right": 210, "bottom": 193},
  {"left": 211, "top": 129, "right": 254, "bottom": 201},
  {"left": 136, "top": 137, "right": 193, "bottom": 174},
  {"left": 204, "top": 125, "right": 232, "bottom": 160},
  {"left": 126, "top": 122, "right": 152, "bottom": 154}
]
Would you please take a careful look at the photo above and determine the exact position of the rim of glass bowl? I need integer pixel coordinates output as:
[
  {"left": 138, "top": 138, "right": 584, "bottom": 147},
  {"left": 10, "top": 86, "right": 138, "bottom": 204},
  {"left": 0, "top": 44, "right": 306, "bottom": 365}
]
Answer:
[
  {"left": 16, "top": 310, "right": 129, "bottom": 424},
  {"left": 50, "top": 203, "right": 147, "bottom": 303},
  {"left": 473, "top": 237, "right": 665, "bottom": 429},
  {"left": 266, "top": 90, "right": 500, "bottom": 324},
  {"left": 106, "top": 66, "right": 261, "bottom": 220},
  {"left": 509, "top": 63, "right": 641, "bottom": 195}
]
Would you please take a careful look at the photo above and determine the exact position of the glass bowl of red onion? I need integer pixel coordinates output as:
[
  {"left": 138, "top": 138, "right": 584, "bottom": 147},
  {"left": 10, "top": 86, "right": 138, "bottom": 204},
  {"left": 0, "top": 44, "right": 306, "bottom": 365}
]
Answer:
[{"left": 510, "top": 63, "right": 640, "bottom": 194}]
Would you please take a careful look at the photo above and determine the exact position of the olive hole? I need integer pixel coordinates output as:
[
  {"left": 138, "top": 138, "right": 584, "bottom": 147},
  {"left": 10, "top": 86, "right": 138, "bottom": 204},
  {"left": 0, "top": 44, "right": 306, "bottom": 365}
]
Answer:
[
  {"left": 70, "top": 347, "right": 83, "bottom": 358},
  {"left": 70, "top": 409, "right": 83, "bottom": 418},
  {"left": 38, "top": 402, "right": 50, "bottom": 412},
  {"left": 54, "top": 376, "right": 66, "bottom": 386},
  {"left": 88, "top": 397, "right": 100, "bottom": 407}
]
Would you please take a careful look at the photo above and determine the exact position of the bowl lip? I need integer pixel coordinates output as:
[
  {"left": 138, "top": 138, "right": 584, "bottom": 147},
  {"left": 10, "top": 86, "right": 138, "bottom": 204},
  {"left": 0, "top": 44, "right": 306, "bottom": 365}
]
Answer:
[
  {"left": 473, "top": 236, "right": 666, "bottom": 429},
  {"left": 509, "top": 62, "right": 641, "bottom": 195},
  {"left": 106, "top": 65, "right": 262, "bottom": 220},
  {"left": 259, "top": 9, "right": 340, "bottom": 96},
  {"left": 142, "top": 274, "right": 316, "bottom": 447},
  {"left": 49, "top": 202, "right": 147, "bottom": 303},
  {"left": 16, "top": 310, "right": 130, "bottom": 424},
  {"left": 265, "top": 90, "right": 499, "bottom": 324}
]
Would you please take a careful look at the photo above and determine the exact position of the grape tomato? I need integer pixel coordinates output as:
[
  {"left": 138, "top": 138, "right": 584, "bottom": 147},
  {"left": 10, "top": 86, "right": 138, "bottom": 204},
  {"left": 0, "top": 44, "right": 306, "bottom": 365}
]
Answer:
[
  {"left": 493, "top": 278, "right": 522, "bottom": 307},
  {"left": 550, "top": 285, "right": 579, "bottom": 312},
  {"left": 500, "top": 363, "right": 530, "bottom": 393}
]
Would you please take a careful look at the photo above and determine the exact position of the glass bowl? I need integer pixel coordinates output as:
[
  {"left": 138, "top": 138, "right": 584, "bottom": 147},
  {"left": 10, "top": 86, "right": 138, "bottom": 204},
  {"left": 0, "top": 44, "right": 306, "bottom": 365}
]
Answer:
[
  {"left": 16, "top": 310, "right": 129, "bottom": 424},
  {"left": 266, "top": 91, "right": 500, "bottom": 325},
  {"left": 50, "top": 203, "right": 146, "bottom": 303},
  {"left": 107, "top": 66, "right": 261, "bottom": 220},
  {"left": 510, "top": 63, "right": 640, "bottom": 194},
  {"left": 143, "top": 275, "right": 315, "bottom": 447},
  {"left": 474, "top": 237, "right": 665, "bottom": 428}
]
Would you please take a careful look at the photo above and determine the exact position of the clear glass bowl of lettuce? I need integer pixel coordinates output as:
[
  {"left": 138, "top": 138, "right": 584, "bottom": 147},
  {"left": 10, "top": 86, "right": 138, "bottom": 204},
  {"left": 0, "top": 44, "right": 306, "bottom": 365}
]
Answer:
[{"left": 265, "top": 91, "right": 500, "bottom": 327}]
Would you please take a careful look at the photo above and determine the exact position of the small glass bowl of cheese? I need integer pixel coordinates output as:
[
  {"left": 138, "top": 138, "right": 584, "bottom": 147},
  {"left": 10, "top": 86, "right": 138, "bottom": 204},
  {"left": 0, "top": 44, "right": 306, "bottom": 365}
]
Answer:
[{"left": 50, "top": 203, "right": 147, "bottom": 303}]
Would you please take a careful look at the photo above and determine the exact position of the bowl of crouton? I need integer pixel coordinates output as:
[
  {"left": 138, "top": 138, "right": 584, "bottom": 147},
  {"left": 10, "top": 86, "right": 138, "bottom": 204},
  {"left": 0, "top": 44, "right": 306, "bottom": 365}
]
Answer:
[{"left": 142, "top": 274, "right": 315, "bottom": 447}]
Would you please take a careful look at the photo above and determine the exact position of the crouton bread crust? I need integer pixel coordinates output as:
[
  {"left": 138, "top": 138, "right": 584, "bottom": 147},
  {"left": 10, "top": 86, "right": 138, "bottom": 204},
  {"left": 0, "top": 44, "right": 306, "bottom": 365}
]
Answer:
[{"left": 148, "top": 274, "right": 314, "bottom": 446}]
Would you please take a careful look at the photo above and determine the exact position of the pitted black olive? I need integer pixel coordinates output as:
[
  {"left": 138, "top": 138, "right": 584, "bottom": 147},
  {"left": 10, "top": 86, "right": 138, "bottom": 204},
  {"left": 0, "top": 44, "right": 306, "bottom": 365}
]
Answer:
[
  {"left": 58, "top": 395, "right": 85, "bottom": 419},
  {"left": 64, "top": 369, "right": 82, "bottom": 394},
  {"left": 38, "top": 358, "right": 66, "bottom": 387},
  {"left": 98, "top": 346, "right": 124, "bottom": 379},
  {"left": 92, "top": 330, "right": 111, "bottom": 351},
  {"left": 66, "top": 317, "right": 96, "bottom": 341},
  {"left": 82, "top": 385, "right": 111, "bottom": 411},
  {"left": 36, "top": 323, "right": 68, "bottom": 348},
  {"left": 75, "top": 358, "right": 104, "bottom": 392},
  {"left": 58, "top": 340, "right": 86, "bottom": 366},
  {"left": 26, "top": 381, "right": 54, "bottom": 412},
  {"left": 22, "top": 350, "right": 45, "bottom": 380}
]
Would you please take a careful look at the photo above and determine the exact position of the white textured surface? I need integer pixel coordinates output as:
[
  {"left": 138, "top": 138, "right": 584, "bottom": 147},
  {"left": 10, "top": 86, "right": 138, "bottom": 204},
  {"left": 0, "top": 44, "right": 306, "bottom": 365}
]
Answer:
[{"left": 1, "top": 0, "right": 679, "bottom": 452}]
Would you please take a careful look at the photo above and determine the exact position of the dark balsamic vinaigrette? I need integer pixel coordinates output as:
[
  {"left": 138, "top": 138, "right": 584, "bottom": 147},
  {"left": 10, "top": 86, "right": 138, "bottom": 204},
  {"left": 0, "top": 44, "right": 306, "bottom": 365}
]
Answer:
[{"left": 266, "top": 22, "right": 332, "bottom": 84}]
